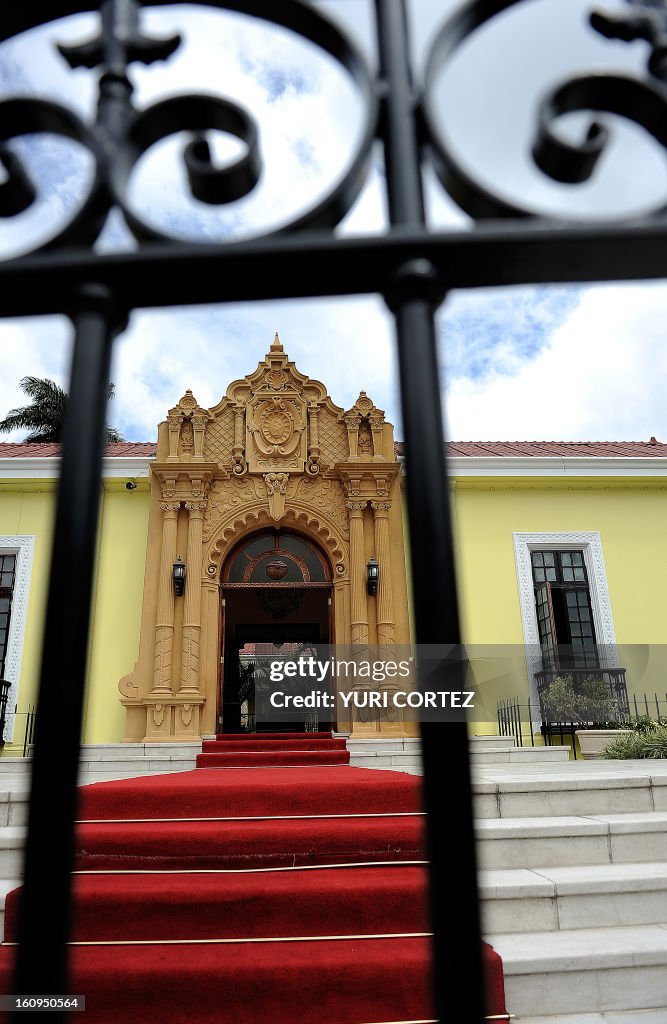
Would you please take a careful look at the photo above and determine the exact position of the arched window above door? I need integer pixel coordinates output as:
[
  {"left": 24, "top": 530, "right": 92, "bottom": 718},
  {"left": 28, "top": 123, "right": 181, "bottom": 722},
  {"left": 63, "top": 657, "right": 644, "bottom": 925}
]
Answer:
[{"left": 224, "top": 530, "right": 330, "bottom": 585}]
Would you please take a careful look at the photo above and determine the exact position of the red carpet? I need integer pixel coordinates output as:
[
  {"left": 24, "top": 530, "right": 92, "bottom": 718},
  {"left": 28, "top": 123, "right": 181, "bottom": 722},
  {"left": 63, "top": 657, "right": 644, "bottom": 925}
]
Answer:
[
  {"left": 197, "top": 732, "right": 351, "bottom": 767},
  {"left": 0, "top": 732, "right": 507, "bottom": 1022}
]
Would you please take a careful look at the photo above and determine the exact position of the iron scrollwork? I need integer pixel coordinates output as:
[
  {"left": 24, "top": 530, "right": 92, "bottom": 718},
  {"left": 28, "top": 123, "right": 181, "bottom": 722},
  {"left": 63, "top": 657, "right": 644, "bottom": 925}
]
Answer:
[
  {"left": 0, "top": 0, "right": 378, "bottom": 252},
  {"left": 423, "top": 0, "right": 667, "bottom": 221}
]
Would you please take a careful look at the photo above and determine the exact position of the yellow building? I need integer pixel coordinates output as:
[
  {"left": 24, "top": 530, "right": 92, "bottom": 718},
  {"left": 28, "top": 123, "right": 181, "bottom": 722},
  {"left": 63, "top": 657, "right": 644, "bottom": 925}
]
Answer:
[{"left": 1, "top": 335, "right": 666, "bottom": 751}]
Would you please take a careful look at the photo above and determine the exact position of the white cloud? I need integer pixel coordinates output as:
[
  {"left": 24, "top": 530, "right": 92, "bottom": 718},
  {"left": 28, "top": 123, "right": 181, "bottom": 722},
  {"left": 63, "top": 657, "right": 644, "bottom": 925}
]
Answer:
[{"left": 445, "top": 283, "right": 667, "bottom": 441}]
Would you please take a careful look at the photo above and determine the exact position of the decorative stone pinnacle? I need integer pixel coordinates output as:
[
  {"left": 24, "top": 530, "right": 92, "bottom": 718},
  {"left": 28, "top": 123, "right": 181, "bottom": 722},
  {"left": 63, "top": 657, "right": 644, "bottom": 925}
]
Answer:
[{"left": 270, "top": 331, "right": 283, "bottom": 352}]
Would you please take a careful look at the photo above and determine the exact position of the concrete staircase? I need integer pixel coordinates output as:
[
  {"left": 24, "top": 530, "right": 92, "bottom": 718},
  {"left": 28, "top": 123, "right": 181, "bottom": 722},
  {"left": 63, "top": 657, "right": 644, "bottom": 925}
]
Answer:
[
  {"left": 1, "top": 738, "right": 667, "bottom": 1019},
  {"left": 347, "top": 733, "right": 570, "bottom": 772},
  {"left": 479, "top": 761, "right": 667, "bottom": 1021}
]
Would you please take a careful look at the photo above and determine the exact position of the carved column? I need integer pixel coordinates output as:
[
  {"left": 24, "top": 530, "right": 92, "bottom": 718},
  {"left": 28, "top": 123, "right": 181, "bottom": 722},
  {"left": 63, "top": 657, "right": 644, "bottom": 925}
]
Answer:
[
  {"left": 166, "top": 414, "right": 182, "bottom": 462},
  {"left": 152, "top": 502, "right": 180, "bottom": 695},
  {"left": 180, "top": 502, "right": 206, "bottom": 693},
  {"left": 307, "top": 404, "right": 321, "bottom": 474},
  {"left": 369, "top": 414, "right": 385, "bottom": 461},
  {"left": 232, "top": 406, "right": 245, "bottom": 474},
  {"left": 372, "top": 499, "right": 405, "bottom": 734},
  {"left": 192, "top": 413, "right": 208, "bottom": 461},
  {"left": 371, "top": 501, "right": 395, "bottom": 648},
  {"left": 344, "top": 412, "right": 361, "bottom": 461},
  {"left": 346, "top": 500, "right": 368, "bottom": 646}
]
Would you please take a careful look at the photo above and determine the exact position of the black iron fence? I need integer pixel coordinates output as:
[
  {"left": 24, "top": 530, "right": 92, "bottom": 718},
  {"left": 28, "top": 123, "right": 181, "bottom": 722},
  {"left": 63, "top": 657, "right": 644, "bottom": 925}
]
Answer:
[
  {"left": 535, "top": 666, "right": 631, "bottom": 719},
  {"left": 498, "top": 692, "right": 667, "bottom": 759},
  {"left": 3, "top": 0, "right": 667, "bottom": 1021},
  {"left": 0, "top": 680, "right": 10, "bottom": 745}
]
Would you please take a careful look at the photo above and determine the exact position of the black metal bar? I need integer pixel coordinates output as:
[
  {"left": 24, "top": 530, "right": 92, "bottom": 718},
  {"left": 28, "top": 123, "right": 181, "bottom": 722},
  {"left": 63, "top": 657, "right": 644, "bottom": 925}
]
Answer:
[
  {"left": 373, "top": 1, "right": 485, "bottom": 1020},
  {"left": 5, "top": 219, "right": 667, "bottom": 316},
  {"left": 529, "top": 701, "right": 534, "bottom": 747},
  {"left": 11, "top": 289, "right": 124, "bottom": 1020}
]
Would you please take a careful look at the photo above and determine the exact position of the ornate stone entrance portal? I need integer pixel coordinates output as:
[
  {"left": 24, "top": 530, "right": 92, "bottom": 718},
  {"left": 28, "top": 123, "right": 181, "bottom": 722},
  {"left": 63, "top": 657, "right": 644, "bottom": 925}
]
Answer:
[{"left": 120, "top": 335, "right": 410, "bottom": 742}]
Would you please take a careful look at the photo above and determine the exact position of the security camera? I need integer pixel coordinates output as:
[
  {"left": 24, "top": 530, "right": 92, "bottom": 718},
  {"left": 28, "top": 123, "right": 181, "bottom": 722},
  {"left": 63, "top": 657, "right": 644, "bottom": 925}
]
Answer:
[{"left": 125, "top": 481, "right": 137, "bottom": 491}]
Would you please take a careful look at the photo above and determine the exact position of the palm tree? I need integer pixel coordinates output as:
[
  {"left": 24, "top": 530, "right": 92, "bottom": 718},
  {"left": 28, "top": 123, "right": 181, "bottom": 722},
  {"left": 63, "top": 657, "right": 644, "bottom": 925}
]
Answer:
[{"left": 0, "top": 376, "right": 124, "bottom": 443}]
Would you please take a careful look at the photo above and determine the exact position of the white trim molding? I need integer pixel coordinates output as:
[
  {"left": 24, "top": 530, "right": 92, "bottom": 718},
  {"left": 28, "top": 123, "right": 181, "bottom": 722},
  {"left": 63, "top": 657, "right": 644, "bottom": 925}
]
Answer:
[
  {"left": 452, "top": 457, "right": 667, "bottom": 477},
  {"left": 0, "top": 535, "right": 35, "bottom": 742},
  {"left": 513, "top": 532, "right": 618, "bottom": 706},
  {"left": 0, "top": 456, "right": 151, "bottom": 481}
]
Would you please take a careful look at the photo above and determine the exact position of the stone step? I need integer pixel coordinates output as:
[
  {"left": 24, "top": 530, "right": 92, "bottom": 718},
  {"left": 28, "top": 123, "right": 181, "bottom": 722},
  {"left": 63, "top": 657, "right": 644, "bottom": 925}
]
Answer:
[
  {"left": 490, "top": 924, "right": 667, "bottom": 1017},
  {"left": 472, "top": 734, "right": 517, "bottom": 749},
  {"left": 477, "top": 812, "right": 667, "bottom": 870},
  {"left": 0, "top": 744, "right": 201, "bottom": 771},
  {"left": 471, "top": 747, "right": 570, "bottom": 765},
  {"left": 479, "top": 774, "right": 667, "bottom": 819},
  {"left": 0, "top": 829, "right": 25, "bottom": 879},
  {"left": 0, "top": 756, "right": 198, "bottom": 777},
  {"left": 480, "top": 862, "right": 667, "bottom": 933},
  {"left": 514, "top": 1011, "right": 667, "bottom": 1024}
]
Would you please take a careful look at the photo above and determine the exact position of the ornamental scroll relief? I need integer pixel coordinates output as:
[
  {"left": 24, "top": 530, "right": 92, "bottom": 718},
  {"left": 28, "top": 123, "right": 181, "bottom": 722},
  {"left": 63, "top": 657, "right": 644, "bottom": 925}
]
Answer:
[
  {"left": 160, "top": 335, "right": 392, "bottom": 552},
  {"left": 246, "top": 395, "right": 306, "bottom": 473}
]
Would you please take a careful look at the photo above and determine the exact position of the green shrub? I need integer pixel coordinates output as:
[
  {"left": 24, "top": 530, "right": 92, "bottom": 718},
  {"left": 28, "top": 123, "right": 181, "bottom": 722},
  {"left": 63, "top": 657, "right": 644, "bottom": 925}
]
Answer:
[
  {"left": 542, "top": 674, "right": 622, "bottom": 727},
  {"left": 603, "top": 728, "right": 667, "bottom": 759},
  {"left": 632, "top": 714, "right": 667, "bottom": 735}
]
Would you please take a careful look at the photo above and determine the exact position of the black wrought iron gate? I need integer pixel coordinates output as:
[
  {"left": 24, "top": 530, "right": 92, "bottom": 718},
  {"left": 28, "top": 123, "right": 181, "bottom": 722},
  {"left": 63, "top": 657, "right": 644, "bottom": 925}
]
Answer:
[{"left": 2, "top": 0, "right": 667, "bottom": 1020}]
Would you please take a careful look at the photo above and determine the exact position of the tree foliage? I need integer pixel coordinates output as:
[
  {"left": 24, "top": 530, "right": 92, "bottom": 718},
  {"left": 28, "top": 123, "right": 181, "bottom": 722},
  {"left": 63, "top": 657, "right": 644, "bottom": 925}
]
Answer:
[
  {"left": 542, "top": 674, "right": 623, "bottom": 727},
  {"left": 0, "top": 376, "right": 123, "bottom": 443}
]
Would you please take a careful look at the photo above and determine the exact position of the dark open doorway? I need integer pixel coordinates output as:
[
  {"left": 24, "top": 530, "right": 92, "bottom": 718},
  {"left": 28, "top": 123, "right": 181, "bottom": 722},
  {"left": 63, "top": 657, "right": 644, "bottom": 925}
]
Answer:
[{"left": 219, "top": 529, "right": 332, "bottom": 733}]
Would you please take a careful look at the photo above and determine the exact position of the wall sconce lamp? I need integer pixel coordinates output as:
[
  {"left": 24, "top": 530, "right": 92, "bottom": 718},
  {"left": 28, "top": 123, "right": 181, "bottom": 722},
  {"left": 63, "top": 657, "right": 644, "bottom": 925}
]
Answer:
[
  {"left": 367, "top": 556, "right": 379, "bottom": 596},
  {"left": 172, "top": 557, "right": 186, "bottom": 597}
]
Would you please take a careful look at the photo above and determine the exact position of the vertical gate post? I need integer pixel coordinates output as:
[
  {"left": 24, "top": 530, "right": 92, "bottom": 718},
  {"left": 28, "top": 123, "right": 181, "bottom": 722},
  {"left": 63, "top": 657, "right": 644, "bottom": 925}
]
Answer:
[
  {"left": 11, "top": 288, "right": 126, "bottom": 1020},
  {"left": 374, "top": 0, "right": 486, "bottom": 1020}
]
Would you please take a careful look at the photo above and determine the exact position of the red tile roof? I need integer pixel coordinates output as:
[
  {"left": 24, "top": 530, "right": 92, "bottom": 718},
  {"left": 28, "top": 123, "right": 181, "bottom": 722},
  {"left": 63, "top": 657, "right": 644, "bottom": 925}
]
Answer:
[
  {"left": 0, "top": 442, "right": 157, "bottom": 458},
  {"left": 2, "top": 440, "right": 667, "bottom": 460},
  {"left": 394, "top": 441, "right": 667, "bottom": 458}
]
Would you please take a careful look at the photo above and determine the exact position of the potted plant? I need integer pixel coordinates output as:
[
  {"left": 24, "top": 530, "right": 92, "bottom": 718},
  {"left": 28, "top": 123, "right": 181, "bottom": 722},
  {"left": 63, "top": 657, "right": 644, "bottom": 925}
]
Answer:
[{"left": 542, "top": 674, "right": 632, "bottom": 759}]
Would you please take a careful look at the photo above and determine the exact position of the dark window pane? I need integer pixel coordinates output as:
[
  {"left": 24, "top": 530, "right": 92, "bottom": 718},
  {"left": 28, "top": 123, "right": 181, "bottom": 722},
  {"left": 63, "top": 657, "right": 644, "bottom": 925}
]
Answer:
[
  {"left": 544, "top": 552, "right": 555, "bottom": 565},
  {"left": 563, "top": 568, "right": 574, "bottom": 581},
  {"left": 566, "top": 592, "right": 577, "bottom": 605},
  {"left": 534, "top": 568, "right": 545, "bottom": 582},
  {"left": 572, "top": 552, "right": 583, "bottom": 565},
  {"left": 532, "top": 553, "right": 544, "bottom": 567},
  {"left": 546, "top": 568, "right": 557, "bottom": 582},
  {"left": 304, "top": 551, "right": 328, "bottom": 582},
  {"left": 561, "top": 552, "right": 572, "bottom": 565},
  {"left": 244, "top": 535, "right": 276, "bottom": 558},
  {"left": 574, "top": 567, "right": 585, "bottom": 581},
  {"left": 280, "top": 536, "right": 311, "bottom": 558}
]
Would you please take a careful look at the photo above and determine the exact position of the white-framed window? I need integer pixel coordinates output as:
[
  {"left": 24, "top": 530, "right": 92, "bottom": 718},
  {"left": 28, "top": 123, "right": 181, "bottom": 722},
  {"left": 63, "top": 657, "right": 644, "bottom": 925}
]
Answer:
[
  {"left": 513, "top": 532, "right": 617, "bottom": 703},
  {"left": 0, "top": 536, "right": 35, "bottom": 742}
]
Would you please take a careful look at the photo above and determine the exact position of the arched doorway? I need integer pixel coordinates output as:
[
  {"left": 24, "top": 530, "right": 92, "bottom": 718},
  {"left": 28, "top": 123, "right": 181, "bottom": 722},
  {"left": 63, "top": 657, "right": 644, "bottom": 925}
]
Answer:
[{"left": 219, "top": 529, "right": 332, "bottom": 733}]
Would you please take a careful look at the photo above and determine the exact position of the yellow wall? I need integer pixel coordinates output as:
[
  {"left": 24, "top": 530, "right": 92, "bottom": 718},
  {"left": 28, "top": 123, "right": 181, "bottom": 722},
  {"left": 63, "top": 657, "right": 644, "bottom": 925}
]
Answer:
[
  {"left": 0, "top": 480, "right": 149, "bottom": 752},
  {"left": 400, "top": 477, "right": 667, "bottom": 736},
  {"left": 4, "top": 470, "right": 666, "bottom": 746},
  {"left": 0, "top": 486, "right": 55, "bottom": 747},
  {"left": 82, "top": 483, "right": 150, "bottom": 744}
]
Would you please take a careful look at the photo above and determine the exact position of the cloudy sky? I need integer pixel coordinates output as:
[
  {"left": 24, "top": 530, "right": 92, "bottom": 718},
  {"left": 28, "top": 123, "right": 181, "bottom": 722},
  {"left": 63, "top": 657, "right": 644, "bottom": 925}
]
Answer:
[{"left": 1, "top": 0, "right": 666, "bottom": 444}]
